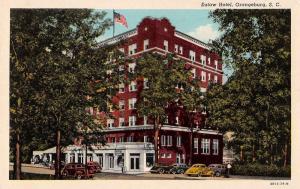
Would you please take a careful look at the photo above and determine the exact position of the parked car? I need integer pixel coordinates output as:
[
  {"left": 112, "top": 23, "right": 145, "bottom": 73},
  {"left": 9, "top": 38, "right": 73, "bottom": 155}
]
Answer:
[
  {"left": 185, "top": 164, "right": 214, "bottom": 177},
  {"left": 169, "top": 163, "right": 189, "bottom": 174},
  {"left": 50, "top": 161, "right": 65, "bottom": 170},
  {"left": 61, "top": 163, "right": 95, "bottom": 179},
  {"left": 150, "top": 164, "right": 174, "bottom": 174},
  {"left": 87, "top": 161, "right": 102, "bottom": 173},
  {"left": 208, "top": 164, "right": 226, "bottom": 177}
]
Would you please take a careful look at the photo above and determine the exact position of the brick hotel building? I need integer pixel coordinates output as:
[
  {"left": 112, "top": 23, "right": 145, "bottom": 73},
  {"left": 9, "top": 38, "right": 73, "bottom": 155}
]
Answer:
[{"left": 33, "top": 17, "right": 224, "bottom": 173}]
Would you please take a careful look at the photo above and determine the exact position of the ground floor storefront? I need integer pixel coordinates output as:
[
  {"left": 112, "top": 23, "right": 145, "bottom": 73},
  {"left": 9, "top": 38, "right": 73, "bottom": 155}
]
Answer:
[{"left": 33, "top": 142, "right": 155, "bottom": 174}]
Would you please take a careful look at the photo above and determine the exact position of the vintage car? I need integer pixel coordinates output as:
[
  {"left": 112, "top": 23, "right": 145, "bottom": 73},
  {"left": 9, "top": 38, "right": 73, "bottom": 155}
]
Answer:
[
  {"left": 49, "top": 161, "right": 65, "bottom": 170},
  {"left": 87, "top": 161, "right": 102, "bottom": 173},
  {"left": 169, "top": 163, "right": 189, "bottom": 174},
  {"left": 185, "top": 164, "right": 214, "bottom": 177},
  {"left": 61, "top": 163, "right": 95, "bottom": 179},
  {"left": 208, "top": 164, "right": 226, "bottom": 177},
  {"left": 150, "top": 164, "right": 174, "bottom": 174}
]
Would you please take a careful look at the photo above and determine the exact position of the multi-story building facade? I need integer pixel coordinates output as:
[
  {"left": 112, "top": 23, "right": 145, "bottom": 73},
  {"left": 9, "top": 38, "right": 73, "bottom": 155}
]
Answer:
[
  {"left": 33, "top": 17, "right": 224, "bottom": 174},
  {"left": 99, "top": 18, "right": 223, "bottom": 165}
]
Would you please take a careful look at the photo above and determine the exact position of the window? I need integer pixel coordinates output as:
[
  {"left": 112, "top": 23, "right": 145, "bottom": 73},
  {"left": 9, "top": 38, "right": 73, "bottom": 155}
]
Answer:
[
  {"left": 201, "top": 71, "right": 206, "bottom": 81},
  {"left": 129, "top": 116, "right": 136, "bottom": 126},
  {"left": 111, "top": 137, "right": 116, "bottom": 143},
  {"left": 179, "top": 46, "right": 183, "bottom": 54},
  {"left": 214, "top": 75, "right": 218, "bottom": 83},
  {"left": 129, "top": 81, "right": 137, "bottom": 92},
  {"left": 167, "top": 153, "right": 172, "bottom": 158},
  {"left": 163, "top": 40, "right": 169, "bottom": 51},
  {"left": 107, "top": 103, "right": 113, "bottom": 112},
  {"left": 119, "top": 83, "right": 125, "bottom": 93},
  {"left": 214, "top": 60, "right": 218, "bottom": 69},
  {"left": 194, "top": 138, "right": 199, "bottom": 154},
  {"left": 127, "top": 136, "right": 133, "bottom": 142},
  {"left": 174, "top": 44, "right": 178, "bottom": 53},
  {"left": 106, "top": 69, "right": 113, "bottom": 75},
  {"left": 146, "top": 153, "right": 154, "bottom": 167},
  {"left": 176, "top": 136, "right": 182, "bottom": 147},
  {"left": 119, "top": 100, "right": 125, "bottom": 110},
  {"left": 107, "top": 119, "right": 114, "bottom": 128},
  {"left": 167, "top": 136, "right": 173, "bottom": 146},
  {"left": 191, "top": 68, "right": 196, "bottom": 78},
  {"left": 164, "top": 27, "right": 168, "bottom": 32},
  {"left": 118, "top": 65, "right": 125, "bottom": 71},
  {"left": 143, "top": 78, "right": 149, "bottom": 89},
  {"left": 213, "top": 139, "right": 219, "bottom": 155},
  {"left": 129, "top": 98, "right": 137, "bottom": 109},
  {"left": 78, "top": 153, "right": 83, "bottom": 163},
  {"left": 144, "top": 27, "right": 148, "bottom": 31},
  {"left": 119, "top": 48, "right": 125, "bottom": 53},
  {"left": 201, "top": 55, "right": 206, "bottom": 65},
  {"left": 161, "top": 153, "right": 166, "bottom": 158},
  {"left": 143, "top": 39, "right": 149, "bottom": 50},
  {"left": 175, "top": 116, "right": 179, "bottom": 125},
  {"left": 144, "top": 136, "right": 149, "bottom": 142},
  {"left": 119, "top": 136, "right": 125, "bottom": 143},
  {"left": 189, "top": 50, "right": 195, "bottom": 61},
  {"left": 129, "top": 44, "right": 137, "bottom": 55},
  {"left": 208, "top": 57, "right": 211, "bottom": 65},
  {"left": 201, "top": 138, "right": 210, "bottom": 154},
  {"left": 161, "top": 135, "right": 166, "bottom": 146},
  {"left": 144, "top": 116, "right": 147, "bottom": 125},
  {"left": 128, "top": 63, "right": 136, "bottom": 73},
  {"left": 165, "top": 115, "right": 169, "bottom": 124},
  {"left": 208, "top": 73, "right": 211, "bottom": 81},
  {"left": 119, "top": 117, "right": 125, "bottom": 127}
]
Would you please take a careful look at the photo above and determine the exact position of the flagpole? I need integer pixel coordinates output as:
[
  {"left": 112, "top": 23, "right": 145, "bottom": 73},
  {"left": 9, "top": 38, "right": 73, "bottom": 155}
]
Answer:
[{"left": 113, "top": 9, "right": 115, "bottom": 37}]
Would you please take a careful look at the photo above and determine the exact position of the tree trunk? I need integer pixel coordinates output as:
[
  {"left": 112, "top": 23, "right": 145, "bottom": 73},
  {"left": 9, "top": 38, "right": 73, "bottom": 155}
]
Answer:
[
  {"left": 154, "top": 117, "right": 160, "bottom": 165},
  {"left": 283, "top": 142, "right": 288, "bottom": 168},
  {"left": 55, "top": 129, "right": 61, "bottom": 179},
  {"left": 252, "top": 143, "right": 256, "bottom": 162},
  {"left": 14, "top": 130, "right": 21, "bottom": 180},
  {"left": 85, "top": 144, "right": 88, "bottom": 178},
  {"left": 240, "top": 146, "right": 244, "bottom": 162},
  {"left": 188, "top": 121, "right": 193, "bottom": 166}
]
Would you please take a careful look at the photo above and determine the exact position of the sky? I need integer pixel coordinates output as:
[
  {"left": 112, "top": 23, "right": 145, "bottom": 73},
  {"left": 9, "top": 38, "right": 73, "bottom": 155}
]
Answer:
[{"left": 98, "top": 9, "right": 232, "bottom": 82}]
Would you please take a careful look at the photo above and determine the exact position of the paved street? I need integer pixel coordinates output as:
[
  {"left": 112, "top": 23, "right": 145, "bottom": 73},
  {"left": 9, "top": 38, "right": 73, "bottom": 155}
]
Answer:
[{"left": 9, "top": 164, "right": 290, "bottom": 180}]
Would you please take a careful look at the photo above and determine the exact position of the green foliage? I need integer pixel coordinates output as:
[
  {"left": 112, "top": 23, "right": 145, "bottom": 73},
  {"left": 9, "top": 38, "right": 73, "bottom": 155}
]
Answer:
[
  {"left": 10, "top": 9, "right": 122, "bottom": 166},
  {"left": 207, "top": 10, "right": 290, "bottom": 166},
  {"left": 231, "top": 163, "right": 291, "bottom": 177}
]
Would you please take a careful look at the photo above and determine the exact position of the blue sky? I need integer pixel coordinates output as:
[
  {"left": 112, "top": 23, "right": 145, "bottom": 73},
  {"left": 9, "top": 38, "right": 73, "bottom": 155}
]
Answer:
[{"left": 98, "top": 9, "right": 232, "bottom": 82}]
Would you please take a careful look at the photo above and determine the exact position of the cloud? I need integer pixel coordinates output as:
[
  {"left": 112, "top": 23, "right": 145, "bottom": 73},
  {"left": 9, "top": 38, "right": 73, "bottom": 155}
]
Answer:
[{"left": 188, "top": 24, "right": 220, "bottom": 43}]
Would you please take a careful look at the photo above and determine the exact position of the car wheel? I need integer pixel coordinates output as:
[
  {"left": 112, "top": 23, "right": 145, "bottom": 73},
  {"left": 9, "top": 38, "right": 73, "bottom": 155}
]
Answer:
[
  {"left": 179, "top": 169, "right": 184, "bottom": 174},
  {"left": 171, "top": 170, "right": 177, "bottom": 174},
  {"left": 62, "top": 171, "right": 68, "bottom": 177},
  {"left": 197, "top": 172, "right": 202, "bottom": 177},
  {"left": 158, "top": 169, "right": 164, "bottom": 174},
  {"left": 215, "top": 172, "right": 221, "bottom": 177}
]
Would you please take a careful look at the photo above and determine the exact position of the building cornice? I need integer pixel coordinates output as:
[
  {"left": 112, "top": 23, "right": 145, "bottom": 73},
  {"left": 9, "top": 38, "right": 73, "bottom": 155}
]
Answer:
[
  {"left": 174, "top": 30, "right": 212, "bottom": 50},
  {"left": 98, "top": 29, "right": 137, "bottom": 47},
  {"left": 103, "top": 124, "right": 222, "bottom": 135}
]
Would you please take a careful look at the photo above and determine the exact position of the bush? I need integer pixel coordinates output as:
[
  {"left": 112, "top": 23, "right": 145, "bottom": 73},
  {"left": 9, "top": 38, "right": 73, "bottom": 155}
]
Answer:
[{"left": 231, "top": 163, "right": 290, "bottom": 177}]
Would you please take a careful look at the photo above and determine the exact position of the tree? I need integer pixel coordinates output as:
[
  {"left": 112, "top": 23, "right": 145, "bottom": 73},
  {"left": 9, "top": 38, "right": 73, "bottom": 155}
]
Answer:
[
  {"left": 9, "top": 9, "right": 123, "bottom": 179},
  {"left": 207, "top": 10, "right": 290, "bottom": 166},
  {"left": 134, "top": 53, "right": 191, "bottom": 164}
]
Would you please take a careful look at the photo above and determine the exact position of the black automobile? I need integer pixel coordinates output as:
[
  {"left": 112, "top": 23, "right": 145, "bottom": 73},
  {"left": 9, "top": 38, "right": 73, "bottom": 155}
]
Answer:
[
  {"left": 169, "top": 163, "right": 189, "bottom": 174},
  {"left": 150, "top": 164, "right": 174, "bottom": 174}
]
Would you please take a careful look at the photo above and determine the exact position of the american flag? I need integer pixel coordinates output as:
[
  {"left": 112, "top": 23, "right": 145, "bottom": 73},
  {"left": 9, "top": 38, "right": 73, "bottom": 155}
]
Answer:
[{"left": 114, "top": 11, "right": 128, "bottom": 28}]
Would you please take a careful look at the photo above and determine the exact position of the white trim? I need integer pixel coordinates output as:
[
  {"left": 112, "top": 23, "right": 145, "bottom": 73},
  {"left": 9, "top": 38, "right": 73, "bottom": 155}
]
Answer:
[
  {"left": 98, "top": 29, "right": 138, "bottom": 46},
  {"left": 174, "top": 31, "right": 211, "bottom": 50}
]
